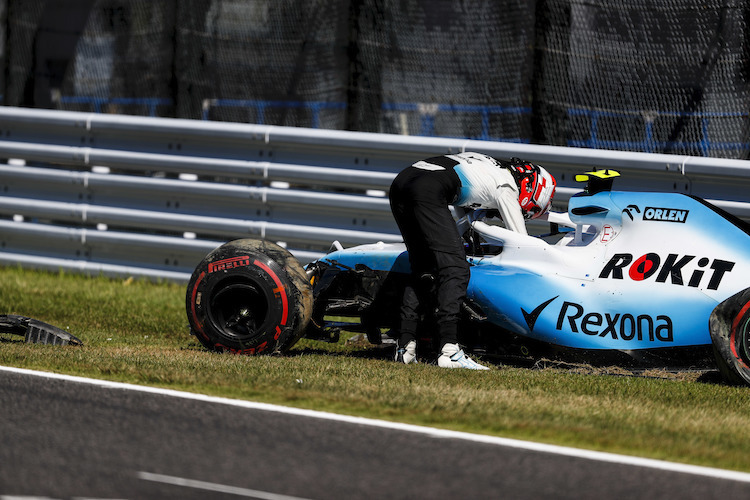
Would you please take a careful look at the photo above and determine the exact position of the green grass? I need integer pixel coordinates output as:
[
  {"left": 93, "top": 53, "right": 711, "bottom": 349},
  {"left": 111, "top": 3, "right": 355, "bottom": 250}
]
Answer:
[{"left": 2, "top": 265, "right": 750, "bottom": 472}]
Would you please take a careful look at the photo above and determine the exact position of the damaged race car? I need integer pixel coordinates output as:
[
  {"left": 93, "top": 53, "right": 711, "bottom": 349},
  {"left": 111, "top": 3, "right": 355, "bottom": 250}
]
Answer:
[{"left": 185, "top": 170, "right": 750, "bottom": 386}]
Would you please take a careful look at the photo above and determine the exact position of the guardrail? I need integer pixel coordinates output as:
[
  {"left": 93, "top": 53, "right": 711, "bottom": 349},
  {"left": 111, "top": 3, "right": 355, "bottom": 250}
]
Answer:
[{"left": 1, "top": 106, "right": 749, "bottom": 283}]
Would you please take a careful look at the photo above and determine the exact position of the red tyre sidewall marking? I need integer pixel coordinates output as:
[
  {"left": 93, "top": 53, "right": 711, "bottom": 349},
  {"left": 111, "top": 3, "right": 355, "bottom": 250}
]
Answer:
[
  {"left": 254, "top": 259, "right": 289, "bottom": 327},
  {"left": 729, "top": 300, "right": 750, "bottom": 369}
]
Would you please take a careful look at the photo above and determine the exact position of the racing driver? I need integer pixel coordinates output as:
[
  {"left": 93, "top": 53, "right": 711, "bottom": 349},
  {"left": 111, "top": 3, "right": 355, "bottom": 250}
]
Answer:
[{"left": 389, "top": 152, "right": 556, "bottom": 369}]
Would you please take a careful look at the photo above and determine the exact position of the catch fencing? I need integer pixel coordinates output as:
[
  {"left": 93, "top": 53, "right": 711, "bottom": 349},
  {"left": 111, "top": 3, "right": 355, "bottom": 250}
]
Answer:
[{"left": 1, "top": 106, "right": 749, "bottom": 283}]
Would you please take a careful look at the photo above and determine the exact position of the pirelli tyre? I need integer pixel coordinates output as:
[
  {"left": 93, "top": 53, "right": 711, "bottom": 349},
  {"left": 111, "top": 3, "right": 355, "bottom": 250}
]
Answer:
[
  {"left": 709, "top": 286, "right": 750, "bottom": 386},
  {"left": 186, "top": 239, "right": 313, "bottom": 355}
]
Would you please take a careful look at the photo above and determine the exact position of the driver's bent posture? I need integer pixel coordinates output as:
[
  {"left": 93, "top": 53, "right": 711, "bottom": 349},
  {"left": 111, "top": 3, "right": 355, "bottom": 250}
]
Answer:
[{"left": 389, "top": 152, "right": 556, "bottom": 369}]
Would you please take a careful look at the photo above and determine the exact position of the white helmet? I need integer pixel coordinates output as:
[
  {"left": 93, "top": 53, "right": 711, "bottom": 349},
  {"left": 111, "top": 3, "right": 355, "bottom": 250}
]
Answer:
[{"left": 508, "top": 159, "right": 557, "bottom": 220}]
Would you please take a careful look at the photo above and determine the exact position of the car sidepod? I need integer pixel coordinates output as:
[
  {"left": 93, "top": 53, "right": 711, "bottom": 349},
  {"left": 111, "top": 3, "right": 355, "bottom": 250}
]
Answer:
[{"left": 467, "top": 191, "right": 750, "bottom": 368}]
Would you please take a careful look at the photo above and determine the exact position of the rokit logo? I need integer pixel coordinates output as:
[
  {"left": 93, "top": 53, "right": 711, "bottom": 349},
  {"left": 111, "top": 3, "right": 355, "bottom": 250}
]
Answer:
[
  {"left": 599, "top": 253, "right": 735, "bottom": 290},
  {"left": 643, "top": 206, "right": 689, "bottom": 223}
]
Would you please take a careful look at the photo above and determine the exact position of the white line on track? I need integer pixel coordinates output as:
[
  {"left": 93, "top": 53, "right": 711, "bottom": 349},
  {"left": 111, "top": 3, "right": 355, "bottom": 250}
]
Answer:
[
  {"left": 3, "top": 365, "right": 750, "bottom": 485},
  {"left": 138, "top": 471, "right": 309, "bottom": 499}
]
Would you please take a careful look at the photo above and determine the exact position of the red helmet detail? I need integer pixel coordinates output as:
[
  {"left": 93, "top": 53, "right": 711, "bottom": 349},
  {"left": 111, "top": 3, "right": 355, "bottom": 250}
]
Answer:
[{"left": 513, "top": 162, "right": 556, "bottom": 220}]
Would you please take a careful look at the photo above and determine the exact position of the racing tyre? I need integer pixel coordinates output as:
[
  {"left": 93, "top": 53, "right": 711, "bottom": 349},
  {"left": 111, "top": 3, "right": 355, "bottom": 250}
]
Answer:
[
  {"left": 709, "top": 287, "right": 750, "bottom": 386},
  {"left": 186, "top": 239, "right": 313, "bottom": 354}
]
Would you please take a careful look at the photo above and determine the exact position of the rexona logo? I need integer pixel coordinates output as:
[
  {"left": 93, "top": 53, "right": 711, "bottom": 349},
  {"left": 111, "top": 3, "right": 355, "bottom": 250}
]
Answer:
[
  {"left": 556, "top": 301, "right": 673, "bottom": 342},
  {"left": 599, "top": 253, "right": 735, "bottom": 290},
  {"left": 208, "top": 256, "right": 251, "bottom": 273},
  {"left": 643, "top": 206, "right": 688, "bottom": 223}
]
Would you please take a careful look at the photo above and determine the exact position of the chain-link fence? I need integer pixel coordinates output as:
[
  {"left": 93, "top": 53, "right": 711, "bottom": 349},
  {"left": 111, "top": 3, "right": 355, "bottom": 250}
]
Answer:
[{"left": 1, "top": 0, "right": 748, "bottom": 158}]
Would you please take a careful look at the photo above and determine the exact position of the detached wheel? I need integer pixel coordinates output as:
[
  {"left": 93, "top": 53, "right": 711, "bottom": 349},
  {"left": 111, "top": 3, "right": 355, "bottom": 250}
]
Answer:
[
  {"left": 709, "top": 287, "right": 750, "bottom": 386},
  {"left": 186, "top": 239, "right": 312, "bottom": 354}
]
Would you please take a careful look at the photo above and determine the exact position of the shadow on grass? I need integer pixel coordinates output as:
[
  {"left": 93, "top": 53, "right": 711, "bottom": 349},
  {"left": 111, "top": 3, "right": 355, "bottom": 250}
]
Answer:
[
  {"left": 0, "top": 336, "right": 24, "bottom": 344},
  {"left": 695, "top": 370, "right": 729, "bottom": 385},
  {"left": 183, "top": 336, "right": 732, "bottom": 385},
  {"left": 288, "top": 344, "right": 396, "bottom": 361}
]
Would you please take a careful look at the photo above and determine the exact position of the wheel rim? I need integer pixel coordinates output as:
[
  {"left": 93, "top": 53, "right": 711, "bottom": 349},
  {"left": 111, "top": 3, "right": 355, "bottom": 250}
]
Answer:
[
  {"left": 738, "top": 315, "right": 750, "bottom": 367},
  {"left": 207, "top": 280, "right": 271, "bottom": 344}
]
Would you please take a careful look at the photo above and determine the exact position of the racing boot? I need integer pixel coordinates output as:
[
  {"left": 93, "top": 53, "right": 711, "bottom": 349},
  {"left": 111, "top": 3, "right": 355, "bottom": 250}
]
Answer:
[
  {"left": 395, "top": 340, "right": 418, "bottom": 364},
  {"left": 437, "top": 343, "right": 489, "bottom": 370}
]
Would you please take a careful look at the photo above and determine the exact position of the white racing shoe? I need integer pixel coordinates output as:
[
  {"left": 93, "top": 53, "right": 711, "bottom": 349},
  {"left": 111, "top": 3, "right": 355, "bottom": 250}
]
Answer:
[
  {"left": 437, "top": 343, "right": 489, "bottom": 370},
  {"left": 395, "top": 340, "right": 418, "bottom": 364}
]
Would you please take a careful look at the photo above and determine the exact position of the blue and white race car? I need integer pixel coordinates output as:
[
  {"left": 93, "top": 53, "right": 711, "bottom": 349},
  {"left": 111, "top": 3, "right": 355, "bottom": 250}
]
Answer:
[{"left": 186, "top": 171, "right": 750, "bottom": 385}]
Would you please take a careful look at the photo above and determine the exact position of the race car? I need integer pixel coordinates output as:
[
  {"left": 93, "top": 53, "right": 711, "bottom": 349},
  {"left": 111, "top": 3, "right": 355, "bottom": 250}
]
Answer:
[{"left": 185, "top": 170, "right": 750, "bottom": 386}]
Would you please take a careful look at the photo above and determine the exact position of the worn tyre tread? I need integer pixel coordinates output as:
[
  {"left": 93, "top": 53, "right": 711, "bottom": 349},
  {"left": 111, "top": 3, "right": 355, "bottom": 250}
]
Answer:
[
  {"left": 186, "top": 239, "right": 312, "bottom": 354},
  {"left": 709, "top": 287, "right": 750, "bottom": 386}
]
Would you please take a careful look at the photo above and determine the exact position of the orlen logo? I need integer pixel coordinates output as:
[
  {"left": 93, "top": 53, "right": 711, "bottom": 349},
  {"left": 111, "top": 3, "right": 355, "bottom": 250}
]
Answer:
[
  {"left": 599, "top": 253, "right": 735, "bottom": 290},
  {"left": 643, "top": 206, "right": 688, "bottom": 223},
  {"left": 208, "top": 256, "right": 251, "bottom": 273}
]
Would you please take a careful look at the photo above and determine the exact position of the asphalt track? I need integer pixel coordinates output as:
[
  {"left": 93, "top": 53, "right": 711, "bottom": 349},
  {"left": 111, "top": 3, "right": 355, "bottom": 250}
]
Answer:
[{"left": 2, "top": 367, "right": 750, "bottom": 499}]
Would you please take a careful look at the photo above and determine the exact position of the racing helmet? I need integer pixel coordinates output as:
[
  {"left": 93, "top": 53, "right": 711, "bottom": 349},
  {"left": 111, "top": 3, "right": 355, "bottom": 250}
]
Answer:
[{"left": 508, "top": 159, "right": 557, "bottom": 220}]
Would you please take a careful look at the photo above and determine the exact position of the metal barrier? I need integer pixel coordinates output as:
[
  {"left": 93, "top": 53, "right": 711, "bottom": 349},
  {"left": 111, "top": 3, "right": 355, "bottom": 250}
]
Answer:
[{"left": 1, "top": 106, "right": 749, "bottom": 283}]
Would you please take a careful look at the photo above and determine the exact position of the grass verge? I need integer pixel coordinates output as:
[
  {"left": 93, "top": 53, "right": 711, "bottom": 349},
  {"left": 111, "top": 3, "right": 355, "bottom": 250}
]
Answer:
[{"left": 2, "top": 265, "right": 750, "bottom": 472}]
